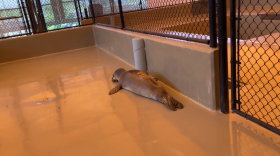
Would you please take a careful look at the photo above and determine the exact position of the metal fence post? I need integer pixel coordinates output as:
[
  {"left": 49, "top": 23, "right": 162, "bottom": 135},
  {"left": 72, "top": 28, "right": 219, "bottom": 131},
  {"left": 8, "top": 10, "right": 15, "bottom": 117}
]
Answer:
[
  {"left": 25, "top": 0, "right": 38, "bottom": 33},
  {"left": 117, "top": 0, "right": 125, "bottom": 29},
  {"left": 73, "top": 0, "right": 81, "bottom": 26},
  {"left": 217, "top": 0, "right": 229, "bottom": 114},
  {"left": 77, "top": 0, "right": 83, "bottom": 20},
  {"left": 34, "top": 0, "right": 47, "bottom": 32},
  {"left": 18, "top": 0, "right": 32, "bottom": 34},
  {"left": 230, "top": 0, "right": 237, "bottom": 110},
  {"left": 208, "top": 0, "right": 217, "bottom": 48},
  {"left": 88, "top": 0, "right": 96, "bottom": 24}
]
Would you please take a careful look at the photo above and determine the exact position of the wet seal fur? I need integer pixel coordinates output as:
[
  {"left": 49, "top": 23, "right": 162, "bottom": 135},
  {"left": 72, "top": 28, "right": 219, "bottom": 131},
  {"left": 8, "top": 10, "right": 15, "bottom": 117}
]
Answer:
[{"left": 109, "top": 68, "right": 184, "bottom": 111}]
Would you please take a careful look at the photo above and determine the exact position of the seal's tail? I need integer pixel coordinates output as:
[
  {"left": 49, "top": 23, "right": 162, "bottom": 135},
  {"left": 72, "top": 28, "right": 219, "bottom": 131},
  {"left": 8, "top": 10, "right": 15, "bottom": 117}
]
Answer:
[{"left": 160, "top": 95, "right": 184, "bottom": 111}]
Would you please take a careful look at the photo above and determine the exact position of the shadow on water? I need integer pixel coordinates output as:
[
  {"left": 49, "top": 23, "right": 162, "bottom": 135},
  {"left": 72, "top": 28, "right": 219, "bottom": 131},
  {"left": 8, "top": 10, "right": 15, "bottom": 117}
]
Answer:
[
  {"left": 9, "top": 86, "right": 30, "bottom": 155},
  {"left": 46, "top": 75, "right": 65, "bottom": 133}
]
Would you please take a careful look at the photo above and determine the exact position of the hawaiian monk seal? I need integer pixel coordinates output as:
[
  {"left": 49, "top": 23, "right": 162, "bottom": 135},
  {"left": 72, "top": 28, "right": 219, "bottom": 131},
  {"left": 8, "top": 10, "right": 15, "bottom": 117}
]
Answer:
[{"left": 108, "top": 68, "right": 184, "bottom": 111}]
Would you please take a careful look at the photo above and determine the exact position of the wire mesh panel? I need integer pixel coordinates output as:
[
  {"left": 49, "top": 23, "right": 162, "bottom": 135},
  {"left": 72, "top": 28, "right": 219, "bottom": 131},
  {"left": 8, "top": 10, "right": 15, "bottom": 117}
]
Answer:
[
  {"left": 0, "top": 0, "right": 30, "bottom": 39},
  {"left": 0, "top": 0, "right": 217, "bottom": 43},
  {"left": 92, "top": 0, "right": 122, "bottom": 28},
  {"left": 123, "top": 0, "right": 210, "bottom": 39},
  {"left": 76, "top": 0, "right": 94, "bottom": 25},
  {"left": 39, "top": 0, "right": 79, "bottom": 31},
  {"left": 75, "top": 0, "right": 94, "bottom": 26},
  {"left": 92, "top": 0, "right": 215, "bottom": 41},
  {"left": 235, "top": 0, "right": 280, "bottom": 134}
]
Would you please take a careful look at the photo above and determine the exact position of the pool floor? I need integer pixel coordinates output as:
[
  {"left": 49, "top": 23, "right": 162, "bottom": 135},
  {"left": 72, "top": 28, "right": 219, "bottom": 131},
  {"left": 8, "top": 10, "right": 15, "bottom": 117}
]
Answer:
[{"left": 0, "top": 46, "right": 279, "bottom": 156}]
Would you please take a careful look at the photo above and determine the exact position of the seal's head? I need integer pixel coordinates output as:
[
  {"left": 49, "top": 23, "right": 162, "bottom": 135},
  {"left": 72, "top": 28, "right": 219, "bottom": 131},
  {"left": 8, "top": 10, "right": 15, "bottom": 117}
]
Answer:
[{"left": 112, "top": 68, "right": 126, "bottom": 82}]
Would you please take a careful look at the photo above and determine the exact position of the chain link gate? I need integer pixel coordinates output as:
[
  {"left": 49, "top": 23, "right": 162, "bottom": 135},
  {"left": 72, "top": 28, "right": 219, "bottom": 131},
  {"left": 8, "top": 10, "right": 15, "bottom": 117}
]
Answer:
[{"left": 231, "top": 0, "right": 280, "bottom": 135}]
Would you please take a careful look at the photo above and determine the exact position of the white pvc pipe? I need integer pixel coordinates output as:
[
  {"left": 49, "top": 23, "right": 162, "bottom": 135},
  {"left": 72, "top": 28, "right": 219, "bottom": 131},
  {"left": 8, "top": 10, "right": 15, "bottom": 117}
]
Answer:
[{"left": 132, "top": 38, "right": 147, "bottom": 73}]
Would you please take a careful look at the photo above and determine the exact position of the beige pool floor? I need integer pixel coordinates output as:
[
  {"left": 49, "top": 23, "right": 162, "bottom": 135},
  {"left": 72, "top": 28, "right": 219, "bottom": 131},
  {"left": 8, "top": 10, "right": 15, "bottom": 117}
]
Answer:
[{"left": 0, "top": 46, "right": 279, "bottom": 156}]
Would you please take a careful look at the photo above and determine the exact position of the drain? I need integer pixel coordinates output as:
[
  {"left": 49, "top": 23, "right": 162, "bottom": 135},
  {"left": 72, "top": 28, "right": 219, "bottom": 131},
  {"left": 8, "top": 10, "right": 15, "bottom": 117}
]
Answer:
[{"left": 36, "top": 98, "right": 53, "bottom": 105}]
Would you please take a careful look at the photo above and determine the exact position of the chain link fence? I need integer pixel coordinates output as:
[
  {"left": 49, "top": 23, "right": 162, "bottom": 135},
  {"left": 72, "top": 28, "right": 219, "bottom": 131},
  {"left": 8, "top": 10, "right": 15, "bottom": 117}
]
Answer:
[
  {"left": 0, "top": 0, "right": 95, "bottom": 38},
  {"left": 40, "top": 0, "right": 79, "bottom": 31},
  {"left": 233, "top": 0, "right": 280, "bottom": 134},
  {"left": 92, "top": 0, "right": 216, "bottom": 43},
  {"left": 0, "top": 0, "right": 30, "bottom": 39},
  {"left": 1, "top": 0, "right": 218, "bottom": 46}
]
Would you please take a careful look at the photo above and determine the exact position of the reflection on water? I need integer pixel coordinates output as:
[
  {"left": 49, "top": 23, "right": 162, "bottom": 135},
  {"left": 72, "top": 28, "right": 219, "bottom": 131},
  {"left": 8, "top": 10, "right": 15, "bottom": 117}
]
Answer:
[{"left": 232, "top": 121, "right": 280, "bottom": 156}]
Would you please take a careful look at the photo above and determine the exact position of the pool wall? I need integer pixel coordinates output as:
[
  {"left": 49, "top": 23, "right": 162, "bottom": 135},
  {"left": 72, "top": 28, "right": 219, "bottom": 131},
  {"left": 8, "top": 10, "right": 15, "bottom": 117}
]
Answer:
[
  {"left": 94, "top": 25, "right": 220, "bottom": 110},
  {"left": 0, "top": 26, "right": 95, "bottom": 64}
]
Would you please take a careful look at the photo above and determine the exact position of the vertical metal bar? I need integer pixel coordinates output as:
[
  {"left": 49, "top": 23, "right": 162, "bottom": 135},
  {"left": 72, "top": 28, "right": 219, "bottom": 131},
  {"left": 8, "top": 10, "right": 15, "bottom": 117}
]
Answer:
[
  {"left": 217, "top": 0, "right": 229, "bottom": 114},
  {"left": 117, "top": 0, "right": 125, "bottom": 29},
  {"left": 139, "top": 0, "right": 143, "bottom": 10},
  {"left": 77, "top": 0, "right": 83, "bottom": 19},
  {"left": 109, "top": 0, "right": 114, "bottom": 13},
  {"left": 19, "top": 0, "right": 32, "bottom": 34},
  {"left": 208, "top": 0, "right": 217, "bottom": 48},
  {"left": 34, "top": 0, "right": 47, "bottom": 31},
  {"left": 74, "top": 0, "right": 81, "bottom": 26},
  {"left": 25, "top": 0, "right": 38, "bottom": 33},
  {"left": 88, "top": 0, "right": 95, "bottom": 24},
  {"left": 230, "top": 0, "right": 237, "bottom": 110},
  {"left": 237, "top": 0, "right": 241, "bottom": 111},
  {"left": 84, "top": 8, "right": 89, "bottom": 19}
]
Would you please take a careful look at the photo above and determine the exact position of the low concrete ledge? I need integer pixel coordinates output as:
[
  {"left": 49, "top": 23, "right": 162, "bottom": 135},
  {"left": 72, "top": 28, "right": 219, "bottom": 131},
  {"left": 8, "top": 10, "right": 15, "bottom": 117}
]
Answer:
[
  {"left": 93, "top": 25, "right": 220, "bottom": 110},
  {"left": 0, "top": 25, "right": 95, "bottom": 64}
]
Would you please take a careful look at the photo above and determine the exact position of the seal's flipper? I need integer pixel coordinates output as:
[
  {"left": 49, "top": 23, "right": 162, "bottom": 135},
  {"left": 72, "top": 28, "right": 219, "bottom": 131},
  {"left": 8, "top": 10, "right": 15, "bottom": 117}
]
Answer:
[
  {"left": 170, "top": 96, "right": 184, "bottom": 109},
  {"left": 160, "top": 96, "right": 177, "bottom": 111},
  {"left": 109, "top": 84, "right": 122, "bottom": 95}
]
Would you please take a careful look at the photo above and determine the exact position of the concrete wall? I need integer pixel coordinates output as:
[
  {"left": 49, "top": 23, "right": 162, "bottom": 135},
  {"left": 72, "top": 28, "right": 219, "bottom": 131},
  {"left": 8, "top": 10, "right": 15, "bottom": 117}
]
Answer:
[
  {"left": 0, "top": 26, "right": 95, "bottom": 64},
  {"left": 93, "top": 25, "right": 220, "bottom": 110}
]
